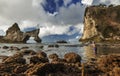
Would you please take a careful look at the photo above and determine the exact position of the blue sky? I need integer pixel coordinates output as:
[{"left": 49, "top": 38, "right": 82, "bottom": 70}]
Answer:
[{"left": 0, "top": 0, "right": 120, "bottom": 43}]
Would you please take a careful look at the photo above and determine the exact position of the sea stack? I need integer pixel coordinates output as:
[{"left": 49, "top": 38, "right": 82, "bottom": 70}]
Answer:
[{"left": 0, "top": 23, "right": 41, "bottom": 43}]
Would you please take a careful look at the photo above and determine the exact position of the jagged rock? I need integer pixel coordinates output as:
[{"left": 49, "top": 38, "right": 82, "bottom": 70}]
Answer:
[
  {"left": 0, "top": 23, "right": 41, "bottom": 43},
  {"left": 97, "top": 55, "right": 120, "bottom": 73},
  {"left": 80, "top": 5, "right": 120, "bottom": 42},
  {"left": 64, "top": 52, "right": 81, "bottom": 63}
]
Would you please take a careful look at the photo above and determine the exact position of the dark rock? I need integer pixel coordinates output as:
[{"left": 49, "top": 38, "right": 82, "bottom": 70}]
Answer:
[
  {"left": 3, "top": 46, "right": 9, "bottom": 49},
  {"left": 55, "top": 44, "right": 59, "bottom": 48},
  {"left": 30, "top": 56, "right": 49, "bottom": 64},
  {"left": 30, "top": 52, "right": 48, "bottom": 64},
  {"left": 21, "top": 46, "right": 29, "bottom": 49},
  {"left": 51, "top": 58, "right": 66, "bottom": 63},
  {"left": 10, "top": 46, "right": 20, "bottom": 51},
  {"left": 21, "top": 50, "right": 36, "bottom": 55},
  {"left": 64, "top": 52, "right": 81, "bottom": 63},
  {"left": 25, "top": 63, "right": 81, "bottom": 76},
  {"left": 56, "top": 40, "right": 67, "bottom": 43},
  {"left": 39, "top": 46, "right": 44, "bottom": 49},
  {"left": 48, "top": 45, "right": 54, "bottom": 48},
  {"left": 13, "top": 64, "right": 28, "bottom": 73}
]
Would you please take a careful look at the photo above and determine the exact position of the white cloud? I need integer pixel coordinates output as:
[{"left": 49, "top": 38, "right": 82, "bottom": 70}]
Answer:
[
  {"left": 0, "top": 0, "right": 119, "bottom": 39},
  {"left": 81, "top": 0, "right": 93, "bottom": 5},
  {"left": 40, "top": 24, "right": 70, "bottom": 37},
  {"left": 64, "top": 0, "right": 72, "bottom": 6},
  {"left": 92, "top": 0, "right": 120, "bottom": 5}
]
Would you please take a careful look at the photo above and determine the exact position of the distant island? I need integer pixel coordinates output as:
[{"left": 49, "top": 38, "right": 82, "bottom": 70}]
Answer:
[
  {"left": 56, "top": 40, "right": 67, "bottom": 43},
  {"left": 80, "top": 5, "right": 120, "bottom": 43}
]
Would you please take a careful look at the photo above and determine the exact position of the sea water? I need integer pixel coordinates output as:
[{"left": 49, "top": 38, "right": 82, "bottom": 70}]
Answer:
[{"left": 0, "top": 43, "right": 120, "bottom": 63}]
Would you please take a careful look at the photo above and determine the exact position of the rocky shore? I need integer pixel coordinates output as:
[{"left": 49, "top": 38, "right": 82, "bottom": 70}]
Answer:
[{"left": 0, "top": 45, "right": 119, "bottom": 76}]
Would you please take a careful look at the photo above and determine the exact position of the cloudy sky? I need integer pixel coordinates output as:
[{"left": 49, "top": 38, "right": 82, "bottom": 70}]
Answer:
[{"left": 0, "top": 0, "right": 120, "bottom": 43}]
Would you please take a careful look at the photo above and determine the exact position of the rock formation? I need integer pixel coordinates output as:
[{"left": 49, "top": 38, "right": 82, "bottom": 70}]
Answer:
[
  {"left": 80, "top": 5, "right": 120, "bottom": 42},
  {"left": 0, "top": 23, "right": 41, "bottom": 43}
]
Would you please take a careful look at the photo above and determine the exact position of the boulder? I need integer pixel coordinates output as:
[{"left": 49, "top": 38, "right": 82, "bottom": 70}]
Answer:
[
  {"left": 3, "top": 46, "right": 9, "bottom": 49},
  {"left": 49, "top": 53, "right": 59, "bottom": 59},
  {"left": 64, "top": 52, "right": 81, "bottom": 63}
]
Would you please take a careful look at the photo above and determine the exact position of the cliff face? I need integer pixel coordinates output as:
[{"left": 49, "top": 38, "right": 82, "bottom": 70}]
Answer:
[
  {"left": 0, "top": 23, "right": 41, "bottom": 43},
  {"left": 81, "top": 5, "right": 120, "bottom": 42}
]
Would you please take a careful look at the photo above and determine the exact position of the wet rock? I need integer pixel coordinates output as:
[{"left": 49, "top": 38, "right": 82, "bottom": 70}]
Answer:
[
  {"left": 21, "top": 50, "right": 36, "bottom": 55},
  {"left": 3, "top": 46, "right": 9, "bottom": 49},
  {"left": 49, "top": 53, "right": 59, "bottom": 60},
  {"left": 13, "top": 64, "right": 28, "bottom": 73},
  {"left": 64, "top": 52, "right": 81, "bottom": 63},
  {"left": 39, "top": 46, "right": 44, "bottom": 49},
  {"left": 30, "top": 52, "right": 49, "bottom": 64},
  {"left": 21, "top": 46, "right": 29, "bottom": 49},
  {"left": 10, "top": 46, "right": 20, "bottom": 51},
  {"left": 25, "top": 63, "right": 81, "bottom": 76},
  {"left": 97, "top": 55, "right": 120, "bottom": 72},
  {"left": 3, "top": 55, "right": 26, "bottom": 64},
  {"left": 113, "top": 67, "right": 120, "bottom": 76},
  {"left": 48, "top": 45, "right": 54, "bottom": 48},
  {"left": 51, "top": 58, "right": 66, "bottom": 63},
  {"left": 37, "top": 51, "right": 47, "bottom": 58},
  {"left": 55, "top": 44, "right": 59, "bottom": 48}
]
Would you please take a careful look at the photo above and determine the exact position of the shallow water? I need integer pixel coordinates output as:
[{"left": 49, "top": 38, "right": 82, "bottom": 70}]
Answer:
[{"left": 0, "top": 43, "right": 120, "bottom": 62}]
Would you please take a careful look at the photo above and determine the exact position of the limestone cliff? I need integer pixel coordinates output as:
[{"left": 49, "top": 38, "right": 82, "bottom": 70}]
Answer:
[
  {"left": 80, "top": 5, "right": 120, "bottom": 42},
  {"left": 0, "top": 23, "right": 41, "bottom": 43}
]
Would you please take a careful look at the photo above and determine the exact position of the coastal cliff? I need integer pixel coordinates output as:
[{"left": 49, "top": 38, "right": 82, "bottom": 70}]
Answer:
[
  {"left": 0, "top": 23, "right": 41, "bottom": 43},
  {"left": 80, "top": 5, "right": 120, "bottom": 42}
]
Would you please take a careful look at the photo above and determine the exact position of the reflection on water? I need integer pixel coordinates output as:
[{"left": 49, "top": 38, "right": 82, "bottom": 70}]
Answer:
[
  {"left": 84, "top": 44, "right": 120, "bottom": 60},
  {"left": 84, "top": 45, "right": 96, "bottom": 59}
]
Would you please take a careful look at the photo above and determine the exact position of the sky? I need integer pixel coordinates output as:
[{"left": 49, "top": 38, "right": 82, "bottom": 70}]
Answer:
[{"left": 0, "top": 0, "right": 120, "bottom": 43}]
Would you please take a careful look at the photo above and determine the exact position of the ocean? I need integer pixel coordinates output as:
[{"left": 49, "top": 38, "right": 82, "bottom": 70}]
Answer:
[{"left": 0, "top": 43, "right": 120, "bottom": 63}]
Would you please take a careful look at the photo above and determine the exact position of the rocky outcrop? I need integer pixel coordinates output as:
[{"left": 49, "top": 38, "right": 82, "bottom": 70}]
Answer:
[
  {"left": 80, "top": 5, "right": 120, "bottom": 42},
  {"left": 0, "top": 23, "right": 41, "bottom": 43}
]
